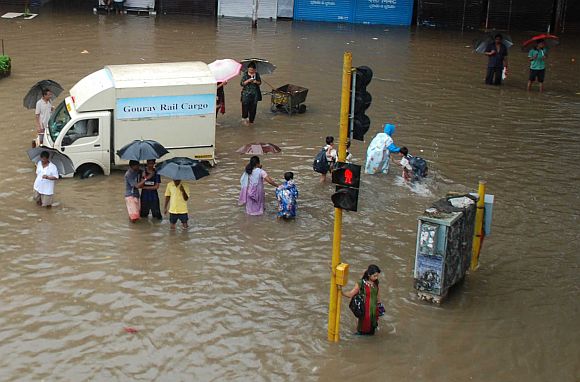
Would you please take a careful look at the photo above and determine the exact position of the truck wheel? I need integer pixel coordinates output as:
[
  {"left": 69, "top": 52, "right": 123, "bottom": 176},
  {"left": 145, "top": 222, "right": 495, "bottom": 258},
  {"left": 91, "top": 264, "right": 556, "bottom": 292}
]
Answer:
[
  {"left": 79, "top": 164, "right": 102, "bottom": 179},
  {"left": 298, "top": 104, "right": 307, "bottom": 114}
]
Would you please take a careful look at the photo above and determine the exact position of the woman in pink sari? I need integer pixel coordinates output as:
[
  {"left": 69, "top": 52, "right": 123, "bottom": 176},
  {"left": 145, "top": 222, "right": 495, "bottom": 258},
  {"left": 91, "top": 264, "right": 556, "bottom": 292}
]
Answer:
[{"left": 239, "top": 156, "right": 279, "bottom": 215}]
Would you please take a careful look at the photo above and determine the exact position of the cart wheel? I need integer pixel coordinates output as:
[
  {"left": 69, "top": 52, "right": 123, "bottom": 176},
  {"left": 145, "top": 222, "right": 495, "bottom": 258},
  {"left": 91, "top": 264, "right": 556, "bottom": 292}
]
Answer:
[
  {"left": 270, "top": 105, "right": 278, "bottom": 113},
  {"left": 298, "top": 104, "right": 307, "bottom": 114}
]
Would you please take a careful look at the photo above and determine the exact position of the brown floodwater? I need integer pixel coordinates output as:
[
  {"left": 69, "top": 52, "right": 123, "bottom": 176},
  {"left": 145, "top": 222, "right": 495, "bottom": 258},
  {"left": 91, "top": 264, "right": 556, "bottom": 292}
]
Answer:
[{"left": 0, "top": 6, "right": 579, "bottom": 381}]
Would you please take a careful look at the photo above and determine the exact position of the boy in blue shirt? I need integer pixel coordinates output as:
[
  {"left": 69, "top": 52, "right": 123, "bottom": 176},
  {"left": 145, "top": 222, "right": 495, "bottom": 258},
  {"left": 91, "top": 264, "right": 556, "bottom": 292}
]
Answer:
[{"left": 527, "top": 40, "right": 547, "bottom": 92}]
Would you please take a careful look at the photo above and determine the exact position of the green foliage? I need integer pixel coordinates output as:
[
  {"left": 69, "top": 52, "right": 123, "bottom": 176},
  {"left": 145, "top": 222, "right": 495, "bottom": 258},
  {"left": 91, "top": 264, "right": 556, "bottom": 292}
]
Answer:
[{"left": 0, "top": 55, "right": 11, "bottom": 75}]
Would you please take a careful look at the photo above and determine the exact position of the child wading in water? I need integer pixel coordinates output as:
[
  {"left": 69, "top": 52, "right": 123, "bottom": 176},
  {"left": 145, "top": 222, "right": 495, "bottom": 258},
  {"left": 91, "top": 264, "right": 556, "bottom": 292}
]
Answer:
[
  {"left": 398, "top": 147, "right": 414, "bottom": 182},
  {"left": 276, "top": 172, "right": 298, "bottom": 219}
]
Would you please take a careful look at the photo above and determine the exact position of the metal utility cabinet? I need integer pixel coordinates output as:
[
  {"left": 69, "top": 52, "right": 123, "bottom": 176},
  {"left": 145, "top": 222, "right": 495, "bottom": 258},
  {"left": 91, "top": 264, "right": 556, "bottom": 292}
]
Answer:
[{"left": 414, "top": 196, "right": 476, "bottom": 303}]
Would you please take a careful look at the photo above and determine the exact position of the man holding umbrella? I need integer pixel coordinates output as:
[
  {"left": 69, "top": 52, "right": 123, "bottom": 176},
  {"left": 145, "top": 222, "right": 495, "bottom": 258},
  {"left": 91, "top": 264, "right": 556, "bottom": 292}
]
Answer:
[
  {"left": 125, "top": 160, "right": 151, "bottom": 223},
  {"left": 485, "top": 34, "right": 509, "bottom": 86},
  {"left": 527, "top": 40, "right": 547, "bottom": 92},
  {"left": 35, "top": 89, "right": 54, "bottom": 144}
]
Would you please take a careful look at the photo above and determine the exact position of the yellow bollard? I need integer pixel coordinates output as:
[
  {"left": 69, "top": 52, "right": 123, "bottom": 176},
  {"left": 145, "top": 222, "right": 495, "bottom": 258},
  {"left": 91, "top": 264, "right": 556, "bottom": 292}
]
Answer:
[
  {"left": 327, "top": 52, "right": 352, "bottom": 342},
  {"left": 471, "top": 180, "right": 487, "bottom": 270}
]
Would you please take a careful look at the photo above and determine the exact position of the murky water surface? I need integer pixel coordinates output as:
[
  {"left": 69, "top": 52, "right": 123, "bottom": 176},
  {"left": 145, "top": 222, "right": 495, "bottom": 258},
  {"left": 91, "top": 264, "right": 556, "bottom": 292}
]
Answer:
[{"left": 0, "top": 6, "right": 579, "bottom": 381}]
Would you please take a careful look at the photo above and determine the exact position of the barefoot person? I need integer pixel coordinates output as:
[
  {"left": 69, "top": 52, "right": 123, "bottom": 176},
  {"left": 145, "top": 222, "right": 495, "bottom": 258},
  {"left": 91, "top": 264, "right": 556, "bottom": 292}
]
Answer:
[
  {"left": 33, "top": 151, "right": 59, "bottom": 208},
  {"left": 527, "top": 40, "right": 547, "bottom": 92},
  {"left": 240, "top": 62, "right": 262, "bottom": 126}
]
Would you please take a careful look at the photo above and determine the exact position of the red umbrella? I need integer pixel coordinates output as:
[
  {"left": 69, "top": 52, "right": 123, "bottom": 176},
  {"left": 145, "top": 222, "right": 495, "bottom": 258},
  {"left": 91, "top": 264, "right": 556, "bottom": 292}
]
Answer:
[
  {"left": 236, "top": 143, "right": 281, "bottom": 155},
  {"left": 522, "top": 34, "right": 559, "bottom": 51}
]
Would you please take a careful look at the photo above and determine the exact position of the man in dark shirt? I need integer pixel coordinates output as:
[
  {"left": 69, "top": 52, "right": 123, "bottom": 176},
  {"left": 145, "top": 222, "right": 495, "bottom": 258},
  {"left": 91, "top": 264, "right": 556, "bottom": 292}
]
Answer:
[
  {"left": 485, "top": 34, "right": 509, "bottom": 86},
  {"left": 140, "top": 159, "right": 162, "bottom": 220}
]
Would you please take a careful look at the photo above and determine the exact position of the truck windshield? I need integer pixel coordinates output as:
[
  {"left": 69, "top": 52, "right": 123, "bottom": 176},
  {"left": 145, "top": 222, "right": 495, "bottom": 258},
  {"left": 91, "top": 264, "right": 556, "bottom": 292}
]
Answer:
[{"left": 48, "top": 100, "right": 71, "bottom": 142}]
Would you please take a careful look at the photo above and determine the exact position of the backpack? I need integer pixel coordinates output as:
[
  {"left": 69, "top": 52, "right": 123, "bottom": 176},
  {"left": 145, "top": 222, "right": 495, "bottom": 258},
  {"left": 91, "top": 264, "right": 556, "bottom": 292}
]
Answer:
[
  {"left": 409, "top": 156, "right": 428, "bottom": 179},
  {"left": 313, "top": 148, "right": 330, "bottom": 174}
]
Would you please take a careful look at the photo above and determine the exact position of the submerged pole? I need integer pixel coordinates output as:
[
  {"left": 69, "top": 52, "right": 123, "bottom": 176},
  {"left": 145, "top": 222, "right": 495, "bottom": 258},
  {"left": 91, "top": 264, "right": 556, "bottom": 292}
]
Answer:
[
  {"left": 327, "top": 51, "right": 352, "bottom": 342},
  {"left": 252, "top": 0, "right": 258, "bottom": 29},
  {"left": 471, "top": 180, "right": 486, "bottom": 270}
]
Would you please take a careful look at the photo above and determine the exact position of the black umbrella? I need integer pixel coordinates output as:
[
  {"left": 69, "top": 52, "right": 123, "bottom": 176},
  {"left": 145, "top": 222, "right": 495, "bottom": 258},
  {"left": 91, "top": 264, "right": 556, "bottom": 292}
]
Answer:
[
  {"left": 23, "top": 80, "right": 64, "bottom": 109},
  {"left": 116, "top": 140, "right": 169, "bottom": 161},
  {"left": 156, "top": 157, "right": 209, "bottom": 181},
  {"left": 27, "top": 146, "right": 75, "bottom": 175},
  {"left": 241, "top": 58, "right": 276, "bottom": 75},
  {"left": 474, "top": 34, "right": 514, "bottom": 54}
]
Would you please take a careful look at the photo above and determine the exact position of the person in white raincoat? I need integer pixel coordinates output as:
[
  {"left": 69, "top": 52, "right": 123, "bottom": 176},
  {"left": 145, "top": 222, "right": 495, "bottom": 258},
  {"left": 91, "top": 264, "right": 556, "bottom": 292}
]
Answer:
[{"left": 364, "top": 123, "right": 401, "bottom": 174}]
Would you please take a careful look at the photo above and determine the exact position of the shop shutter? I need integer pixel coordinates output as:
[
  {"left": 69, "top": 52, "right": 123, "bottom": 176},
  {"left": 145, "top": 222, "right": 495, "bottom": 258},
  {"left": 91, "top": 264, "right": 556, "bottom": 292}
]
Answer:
[
  {"left": 218, "top": 0, "right": 277, "bottom": 19},
  {"left": 277, "top": 0, "right": 294, "bottom": 17},
  {"left": 125, "top": 0, "right": 155, "bottom": 9},
  {"left": 294, "top": 0, "right": 354, "bottom": 23},
  {"left": 159, "top": 0, "right": 216, "bottom": 15},
  {"left": 353, "top": 0, "right": 413, "bottom": 25},
  {"left": 417, "top": 0, "right": 483, "bottom": 30},
  {"left": 508, "top": 0, "right": 553, "bottom": 32},
  {"left": 485, "top": 0, "right": 512, "bottom": 30},
  {"left": 562, "top": 0, "right": 580, "bottom": 33},
  {"left": 486, "top": 0, "right": 554, "bottom": 32}
]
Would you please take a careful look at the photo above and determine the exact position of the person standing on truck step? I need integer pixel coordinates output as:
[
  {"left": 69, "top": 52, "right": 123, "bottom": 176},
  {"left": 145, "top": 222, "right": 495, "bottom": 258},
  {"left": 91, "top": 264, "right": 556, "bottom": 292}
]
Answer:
[
  {"left": 139, "top": 159, "right": 162, "bottom": 220},
  {"left": 35, "top": 89, "right": 53, "bottom": 145},
  {"left": 164, "top": 179, "right": 190, "bottom": 230},
  {"left": 124, "top": 160, "right": 148, "bottom": 223},
  {"left": 240, "top": 62, "right": 262, "bottom": 126}
]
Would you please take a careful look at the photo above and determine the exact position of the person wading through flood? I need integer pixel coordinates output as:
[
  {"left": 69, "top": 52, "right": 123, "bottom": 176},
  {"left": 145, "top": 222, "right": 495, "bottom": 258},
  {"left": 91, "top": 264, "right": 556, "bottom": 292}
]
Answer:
[
  {"left": 124, "top": 160, "right": 149, "bottom": 223},
  {"left": 239, "top": 156, "right": 279, "bottom": 216},
  {"left": 33, "top": 150, "right": 59, "bottom": 208},
  {"left": 341, "top": 264, "right": 383, "bottom": 335},
  {"left": 484, "top": 34, "right": 509, "bottom": 86},
  {"left": 139, "top": 159, "right": 162, "bottom": 220}
]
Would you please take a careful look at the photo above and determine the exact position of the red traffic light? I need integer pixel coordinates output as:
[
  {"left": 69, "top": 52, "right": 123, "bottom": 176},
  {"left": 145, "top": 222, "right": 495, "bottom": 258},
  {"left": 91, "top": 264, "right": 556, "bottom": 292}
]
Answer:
[
  {"left": 344, "top": 169, "right": 353, "bottom": 185},
  {"left": 332, "top": 163, "right": 361, "bottom": 189}
]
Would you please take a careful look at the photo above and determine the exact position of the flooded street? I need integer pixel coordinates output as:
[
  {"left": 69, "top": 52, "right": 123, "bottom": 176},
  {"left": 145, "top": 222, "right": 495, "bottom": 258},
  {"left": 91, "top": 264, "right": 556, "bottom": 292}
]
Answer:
[{"left": 1, "top": 7, "right": 579, "bottom": 381}]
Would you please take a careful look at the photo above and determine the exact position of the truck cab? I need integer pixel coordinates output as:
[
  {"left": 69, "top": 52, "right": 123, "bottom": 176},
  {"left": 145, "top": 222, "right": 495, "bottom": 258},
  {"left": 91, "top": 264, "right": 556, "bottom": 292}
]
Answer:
[{"left": 46, "top": 97, "right": 112, "bottom": 177}]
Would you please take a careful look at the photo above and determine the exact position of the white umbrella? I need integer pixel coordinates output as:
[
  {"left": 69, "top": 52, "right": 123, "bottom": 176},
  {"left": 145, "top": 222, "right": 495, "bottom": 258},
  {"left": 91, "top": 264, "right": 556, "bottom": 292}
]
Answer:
[{"left": 208, "top": 59, "right": 242, "bottom": 82}]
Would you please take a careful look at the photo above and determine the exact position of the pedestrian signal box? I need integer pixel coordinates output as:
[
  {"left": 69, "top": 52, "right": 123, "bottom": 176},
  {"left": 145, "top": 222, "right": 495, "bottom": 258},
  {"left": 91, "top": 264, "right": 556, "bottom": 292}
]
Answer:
[
  {"left": 332, "top": 163, "right": 361, "bottom": 212},
  {"left": 332, "top": 162, "right": 361, "bottom": 188}
]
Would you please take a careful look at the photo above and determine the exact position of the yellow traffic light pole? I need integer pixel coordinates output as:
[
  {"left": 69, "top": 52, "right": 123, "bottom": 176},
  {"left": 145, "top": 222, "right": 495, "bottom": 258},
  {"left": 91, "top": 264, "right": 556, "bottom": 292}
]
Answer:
[
  {"left": 327, "top": 52, "right": 353, "bottom": 342},
  {"left": 471, "top": 180, "right": 486, "bottom": 270}
]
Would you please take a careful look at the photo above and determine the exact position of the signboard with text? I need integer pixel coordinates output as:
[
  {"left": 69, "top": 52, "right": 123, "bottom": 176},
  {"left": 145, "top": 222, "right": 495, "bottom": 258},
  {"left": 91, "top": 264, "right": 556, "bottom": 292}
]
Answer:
[
  {"left": 294, "top": 0, "right": 413, "bottom": 25},
  {"left": 116, "top": 94, "right": 215, "bottom": 120}
]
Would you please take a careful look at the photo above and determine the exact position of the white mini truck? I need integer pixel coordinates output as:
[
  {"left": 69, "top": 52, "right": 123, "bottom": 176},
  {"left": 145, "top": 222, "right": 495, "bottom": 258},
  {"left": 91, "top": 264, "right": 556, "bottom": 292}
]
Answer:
[{"left": 44, "top": 62, "right": 217, "bottom": 178}]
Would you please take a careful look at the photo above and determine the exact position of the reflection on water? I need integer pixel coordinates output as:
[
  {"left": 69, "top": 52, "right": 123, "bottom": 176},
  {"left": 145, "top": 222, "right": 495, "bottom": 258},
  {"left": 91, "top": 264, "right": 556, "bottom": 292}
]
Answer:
[{"left": 0, "top": 7, "right": 579, "bottom": 381}]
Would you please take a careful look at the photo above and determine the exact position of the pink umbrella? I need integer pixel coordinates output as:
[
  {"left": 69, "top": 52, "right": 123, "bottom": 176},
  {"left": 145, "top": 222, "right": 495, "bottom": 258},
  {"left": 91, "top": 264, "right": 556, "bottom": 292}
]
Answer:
[{"left": 208, "top": 59, "right": 242, "bottom": 82}]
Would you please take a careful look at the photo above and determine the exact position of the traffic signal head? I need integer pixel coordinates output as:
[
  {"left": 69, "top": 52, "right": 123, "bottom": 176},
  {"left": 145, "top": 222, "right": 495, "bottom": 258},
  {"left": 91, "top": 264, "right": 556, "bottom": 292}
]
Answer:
[
  {"left": 331, "top": 186, "right": 359, "bottom": 212},
  {"left": 352, "top": 66, "right": 373, "bottom": 142},
  {"left": 332, "top": 163, "right": 361, "bottom": 189}
]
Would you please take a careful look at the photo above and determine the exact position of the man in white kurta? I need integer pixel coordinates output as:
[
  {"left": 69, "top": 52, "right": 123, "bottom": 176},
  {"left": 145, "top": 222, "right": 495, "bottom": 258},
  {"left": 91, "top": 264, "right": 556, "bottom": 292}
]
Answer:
[{"left": 33, "top": 151, "right": 59, "bottom": 207}]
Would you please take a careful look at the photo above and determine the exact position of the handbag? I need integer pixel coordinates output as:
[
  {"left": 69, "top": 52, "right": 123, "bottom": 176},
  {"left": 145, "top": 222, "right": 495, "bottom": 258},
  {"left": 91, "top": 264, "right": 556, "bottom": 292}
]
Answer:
[{"left": 349, "top": 292, "right": 365, "bottom": 319}]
